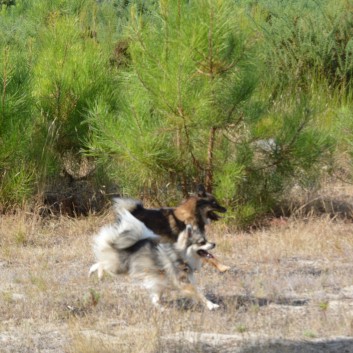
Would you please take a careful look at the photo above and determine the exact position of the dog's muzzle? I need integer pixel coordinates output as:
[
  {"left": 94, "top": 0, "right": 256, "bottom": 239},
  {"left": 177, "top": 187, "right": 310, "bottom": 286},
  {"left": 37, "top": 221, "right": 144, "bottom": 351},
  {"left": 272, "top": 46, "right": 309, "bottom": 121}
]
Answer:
[
  {"left": 217, "top": 205, "right": 227, "bottom": 213},
  {"left": 207, "top": 209, "right": 226, "bottom": 221},
  {"left": 197, "top": 250, "right": 214, "bottom": 258},
  {"left": 197, "top": 243, "right": 215, "bottom": 259}
]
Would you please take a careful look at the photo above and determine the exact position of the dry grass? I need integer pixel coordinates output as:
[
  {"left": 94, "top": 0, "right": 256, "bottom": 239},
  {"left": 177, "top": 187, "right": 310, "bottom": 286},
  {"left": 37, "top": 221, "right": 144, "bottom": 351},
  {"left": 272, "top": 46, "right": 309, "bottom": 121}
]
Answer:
[{"left": 1, "top": 205, "right": 353, "bottom": 352}]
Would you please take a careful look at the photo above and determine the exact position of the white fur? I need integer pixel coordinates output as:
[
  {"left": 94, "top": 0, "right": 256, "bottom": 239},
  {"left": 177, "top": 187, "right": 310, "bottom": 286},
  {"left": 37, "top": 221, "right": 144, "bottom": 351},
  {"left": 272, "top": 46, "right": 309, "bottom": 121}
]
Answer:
[
  {"left": 89, "top": 209, "right": 159, "bottom": 278},
  {"left": 89, "top": 210, "right": 219, "bottom": 310},
  {"left": 113, "top": 198, "right": 141, "bottom": 213}
]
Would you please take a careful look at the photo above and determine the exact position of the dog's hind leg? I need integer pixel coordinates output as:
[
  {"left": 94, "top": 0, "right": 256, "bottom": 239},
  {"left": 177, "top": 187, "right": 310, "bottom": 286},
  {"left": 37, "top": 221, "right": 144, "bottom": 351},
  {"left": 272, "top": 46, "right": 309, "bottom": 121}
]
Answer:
[
  {"left": 89, "top": 262, "right": 104, "bottom": 280},
  {"left": 143, "top": 278, "right": 164, "bottom": 309},
  {"left": 89, "top": 263, "right": 99, "bottom": 277},
  {"left": 150, "top": 292, "right": 162, "bottom": 308}
]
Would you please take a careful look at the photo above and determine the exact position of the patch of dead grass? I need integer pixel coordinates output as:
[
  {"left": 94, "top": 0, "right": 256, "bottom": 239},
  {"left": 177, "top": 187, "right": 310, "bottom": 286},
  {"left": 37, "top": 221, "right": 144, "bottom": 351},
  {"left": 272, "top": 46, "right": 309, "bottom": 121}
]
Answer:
[{"left": 1, "top": 208, "right": 353, "bottom": 352}]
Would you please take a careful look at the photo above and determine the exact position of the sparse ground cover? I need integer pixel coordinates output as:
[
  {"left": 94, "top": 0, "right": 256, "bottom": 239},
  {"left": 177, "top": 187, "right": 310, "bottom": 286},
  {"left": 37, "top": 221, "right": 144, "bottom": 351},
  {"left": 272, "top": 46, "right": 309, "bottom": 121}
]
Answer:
[{"left": 1, "top": 193, "right": 353, "bottom": 353}]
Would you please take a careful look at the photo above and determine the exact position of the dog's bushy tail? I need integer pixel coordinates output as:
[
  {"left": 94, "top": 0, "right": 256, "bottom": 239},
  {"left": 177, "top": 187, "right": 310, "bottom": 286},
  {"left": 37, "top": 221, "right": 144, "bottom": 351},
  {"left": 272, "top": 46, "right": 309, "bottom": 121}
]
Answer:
[
  {"left": 91, "top": 224, "right": 122, "bottom": 274},
  {"left": 90, "top": 209, "right": 160, "bottom": 278},
  {"left": 94, "top": 210, "right": 159, "bottom": 253},
  {"left": 113, "top": 197, "right": 142, "bottom": 214}
]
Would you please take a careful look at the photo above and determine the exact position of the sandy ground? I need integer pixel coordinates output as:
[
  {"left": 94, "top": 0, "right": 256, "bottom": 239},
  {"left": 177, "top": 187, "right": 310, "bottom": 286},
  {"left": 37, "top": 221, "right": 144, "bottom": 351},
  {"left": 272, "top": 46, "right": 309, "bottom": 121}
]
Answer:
[{"left": 1, "top": 210, "right": 353, "bottom": 352}]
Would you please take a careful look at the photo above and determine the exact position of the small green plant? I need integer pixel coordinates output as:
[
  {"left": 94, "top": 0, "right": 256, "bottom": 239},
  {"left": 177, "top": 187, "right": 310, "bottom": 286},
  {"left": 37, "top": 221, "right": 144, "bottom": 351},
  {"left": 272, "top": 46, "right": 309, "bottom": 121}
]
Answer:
[
  {"left": 66, "top": 289, "right": 101, "bottom": 318},
  {"left": 15, "top": 230, "right": 27, "bottom": 246},
  {"left": 85, "top": 288, "right": 101, "bottom": 307},
  {"left": 303, "top": 330, "right": 317, "bottom": 339},
  {"left": 250, "top": 304, "right": 260, "bottom": 314},
  {"left": 1, "top": 291, "right": 13, "bottom": 303},
  {"left": 30, "top": 274, "right": 48, "bottom": 292},
  {"left": 319, "top": 301, "right": 329, "bottom": 311},
  {"left": 236, "top": 324, "right": 248, "bottom": 334}
]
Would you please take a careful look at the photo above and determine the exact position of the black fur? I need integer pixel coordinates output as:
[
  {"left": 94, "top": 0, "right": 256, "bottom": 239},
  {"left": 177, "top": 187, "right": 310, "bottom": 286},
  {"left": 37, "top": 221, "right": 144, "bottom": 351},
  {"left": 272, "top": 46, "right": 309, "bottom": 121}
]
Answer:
[{"left": 114, "top": 185, "right": 227, "bottom": 243}]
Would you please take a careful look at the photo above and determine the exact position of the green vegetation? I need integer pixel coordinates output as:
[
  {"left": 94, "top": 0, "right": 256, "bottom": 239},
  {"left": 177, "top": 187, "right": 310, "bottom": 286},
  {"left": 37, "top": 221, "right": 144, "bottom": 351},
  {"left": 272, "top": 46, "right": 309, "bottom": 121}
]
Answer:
[{"left": 1, "top": 0, "right": 353, "bottom": 225}]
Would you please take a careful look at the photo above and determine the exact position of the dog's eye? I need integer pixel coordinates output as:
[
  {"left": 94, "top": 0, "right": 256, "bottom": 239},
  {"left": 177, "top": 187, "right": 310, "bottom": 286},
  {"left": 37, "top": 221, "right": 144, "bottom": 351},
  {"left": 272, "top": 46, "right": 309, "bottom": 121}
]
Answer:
[{"left": 199, "top": 241, "right": 206, "bottom": 246}]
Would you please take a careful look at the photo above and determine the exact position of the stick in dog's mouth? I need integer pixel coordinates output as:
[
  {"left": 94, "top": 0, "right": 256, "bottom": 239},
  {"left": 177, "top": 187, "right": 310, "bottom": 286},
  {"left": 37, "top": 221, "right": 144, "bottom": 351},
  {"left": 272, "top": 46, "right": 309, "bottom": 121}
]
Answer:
[{"left": 197, "top": 250, "right": 214, "bottom": 259}]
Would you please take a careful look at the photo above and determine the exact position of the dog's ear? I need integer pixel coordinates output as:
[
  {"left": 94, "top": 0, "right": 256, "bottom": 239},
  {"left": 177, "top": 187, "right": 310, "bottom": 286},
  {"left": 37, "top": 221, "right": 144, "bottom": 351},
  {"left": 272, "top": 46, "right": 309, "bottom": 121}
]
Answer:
[
  {"left": 196, "top": 184, "right": 207, "bottom": 197},
  {"left": 186, "top": 224, "right": 193, "bottom": 237}
]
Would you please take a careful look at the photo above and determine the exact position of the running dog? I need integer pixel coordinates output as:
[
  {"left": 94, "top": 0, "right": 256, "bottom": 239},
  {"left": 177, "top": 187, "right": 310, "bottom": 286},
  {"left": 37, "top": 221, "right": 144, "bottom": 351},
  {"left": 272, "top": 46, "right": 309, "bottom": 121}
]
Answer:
[
  {"left": 113, "top": 185, "right": 230, "bottom": 272},
  {"left": 89, "top": 208, "right": 220, "bottom": 310}
]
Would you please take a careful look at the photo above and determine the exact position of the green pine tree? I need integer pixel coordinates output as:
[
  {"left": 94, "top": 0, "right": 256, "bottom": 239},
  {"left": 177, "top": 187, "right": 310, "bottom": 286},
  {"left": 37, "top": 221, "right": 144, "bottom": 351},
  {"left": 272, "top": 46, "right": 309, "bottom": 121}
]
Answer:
[{"left": 87, "top": 0, "right": 258, "bottom": 198}]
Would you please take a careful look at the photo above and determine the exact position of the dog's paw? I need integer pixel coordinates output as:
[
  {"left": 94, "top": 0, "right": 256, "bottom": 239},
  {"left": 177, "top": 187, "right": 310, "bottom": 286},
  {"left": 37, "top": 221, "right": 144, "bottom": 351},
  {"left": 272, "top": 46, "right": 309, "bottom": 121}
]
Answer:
[
  {"left": 207, "top": 301, "right": 220, "bottom": 310},
  {"left": 89, "top": 263, "right": 105, "bottom": 280},
  {"left": 88, "top": 263, "right": 98, "bottom": 277}
]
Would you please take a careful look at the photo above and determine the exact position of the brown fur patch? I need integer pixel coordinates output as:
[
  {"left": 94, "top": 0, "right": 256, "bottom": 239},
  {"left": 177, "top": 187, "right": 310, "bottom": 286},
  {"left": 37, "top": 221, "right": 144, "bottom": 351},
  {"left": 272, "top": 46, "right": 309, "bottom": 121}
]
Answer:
[
  {"left": 174, "top": 197, "right": 198, "bottom": 226},
  {"left": 114, "top": 188, "right": 229, "bottom": 272}
]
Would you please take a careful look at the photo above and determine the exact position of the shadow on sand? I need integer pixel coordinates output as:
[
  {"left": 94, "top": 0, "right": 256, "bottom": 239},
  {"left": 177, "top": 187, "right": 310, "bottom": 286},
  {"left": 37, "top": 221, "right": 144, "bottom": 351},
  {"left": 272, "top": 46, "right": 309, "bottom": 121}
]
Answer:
[
  {"left": 215, "top": 293, "right": 308, "bottom": 309},
  {"left": 164, "top": 293, "right": 308, "bottom": 311},
  {"left": 160, "top": 333, "right": 353, "bottom": 353},
  {"left": 240, "top": 337, "right": 353, "bottom": 353}
]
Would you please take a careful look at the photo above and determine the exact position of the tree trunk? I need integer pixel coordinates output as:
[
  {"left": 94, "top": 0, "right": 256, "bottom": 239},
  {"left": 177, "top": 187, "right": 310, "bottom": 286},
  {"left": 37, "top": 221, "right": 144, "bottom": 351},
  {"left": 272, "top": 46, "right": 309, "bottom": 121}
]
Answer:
[{"left": 205, "top": 126, "right": 217, "bottom": 192}]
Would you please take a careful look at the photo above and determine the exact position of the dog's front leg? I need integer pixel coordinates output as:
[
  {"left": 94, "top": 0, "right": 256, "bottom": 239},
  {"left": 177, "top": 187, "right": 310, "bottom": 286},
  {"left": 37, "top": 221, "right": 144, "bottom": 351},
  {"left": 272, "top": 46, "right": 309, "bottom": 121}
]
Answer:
[
  {"left": 150, "top": 292, "right": 161, "bottom": 307},
  {"left": 144, "top": 280, "right": 164, "bottom": 310},
  {"left": 204, "top": 298, "right": 220, "bottom": 310},
  {"left": 196, "top": 289, "right": 220, "bottom": 310},
  {"left": 181, "top": 279, "right": 220, "bottom": 311},
  {"left": 203, "top": 257, "right": 230, "bottom": 273}
]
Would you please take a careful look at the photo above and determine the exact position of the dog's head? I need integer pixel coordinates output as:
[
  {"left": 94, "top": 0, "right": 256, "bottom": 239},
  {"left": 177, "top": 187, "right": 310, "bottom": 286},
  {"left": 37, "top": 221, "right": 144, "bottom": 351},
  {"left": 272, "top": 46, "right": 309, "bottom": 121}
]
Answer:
[
  {"left": 196, "top": 184, "right": 227, "bottom": 222},
  {"left": 176, "top": 225, "right": 216, "bottom": 265},
  {"left": 174, "top": 185, "right": 227, "bottom": 228}
]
